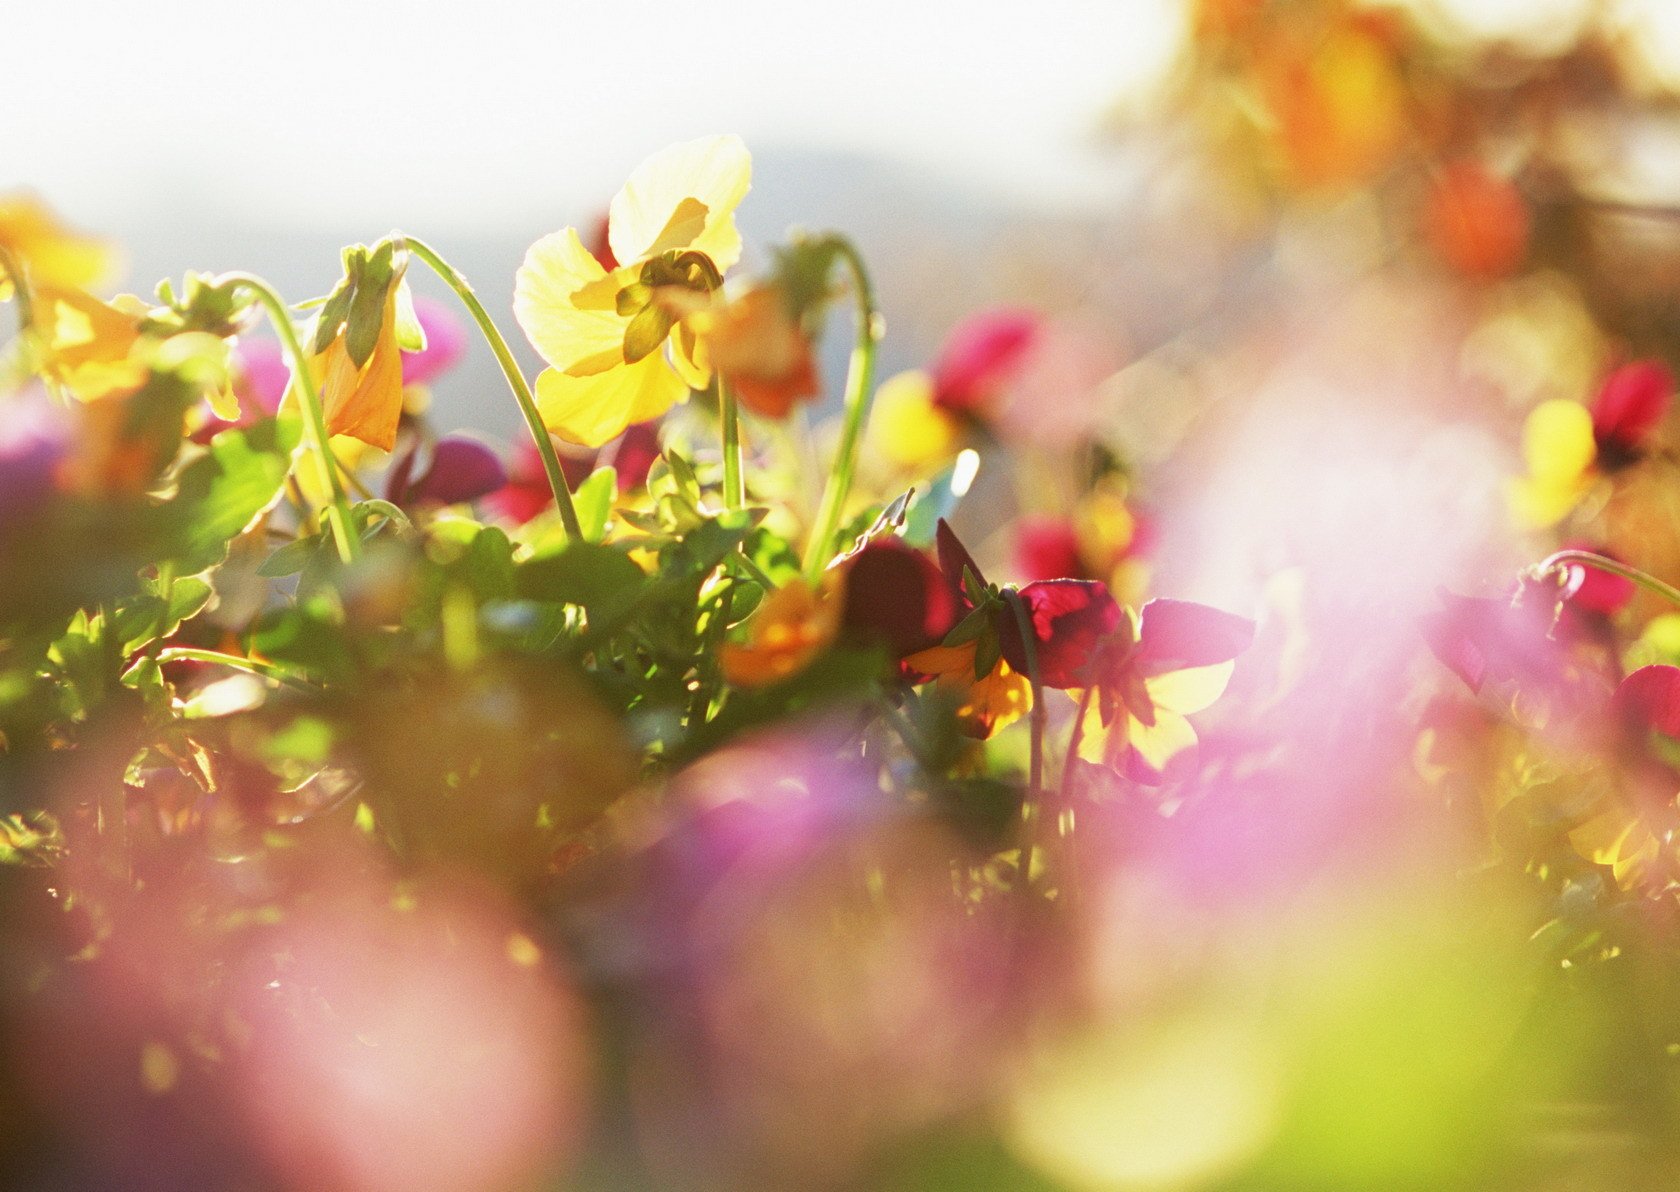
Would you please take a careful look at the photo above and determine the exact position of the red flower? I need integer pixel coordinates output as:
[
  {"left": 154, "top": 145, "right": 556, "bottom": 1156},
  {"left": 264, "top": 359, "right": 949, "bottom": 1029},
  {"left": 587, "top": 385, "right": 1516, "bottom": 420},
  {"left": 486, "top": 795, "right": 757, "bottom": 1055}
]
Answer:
[
  {"left": 839, "top": 538, "right": 958, "bottom": 658},
  {"left": 931, "top": 308, "right": 1039, "bottom": 416},
  {"left": 1590, "top": 360, "right": 1672, "bottom": 469}
]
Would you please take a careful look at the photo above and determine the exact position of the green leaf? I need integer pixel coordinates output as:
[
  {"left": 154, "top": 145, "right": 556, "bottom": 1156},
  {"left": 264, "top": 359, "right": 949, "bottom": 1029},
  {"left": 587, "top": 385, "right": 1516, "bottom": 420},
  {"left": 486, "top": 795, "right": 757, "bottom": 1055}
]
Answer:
[
  {"left": 310, "top": 276, "right": 356, "bottom": 355},
  {"left": 516, "top": 543, "right": 647, "bottom": 620},
  {"left": 350, "top": 499, "right": 414, "bottom": 540},
  {"left": 163, "top": 415, "right": 302, "bottom": 573},
  {"left": 942, "top": 603, "right": 993, "bottom": 648},
  {"left": 113, "top": 576, "right": 213, "bottom": 656},
  {"left": 258, "top": 533, "right": 326, "bottom": 578},
  {"left": 573, "top": 466, "right": 617, "bottom": 544}
]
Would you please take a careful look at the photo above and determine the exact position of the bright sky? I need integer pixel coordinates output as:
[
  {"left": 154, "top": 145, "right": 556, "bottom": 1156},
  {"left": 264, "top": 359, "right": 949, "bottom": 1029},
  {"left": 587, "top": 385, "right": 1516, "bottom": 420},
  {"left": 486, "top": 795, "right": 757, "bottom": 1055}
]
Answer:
[{"left": 9, "top": 1, "right": 1188, "bottom": 233}]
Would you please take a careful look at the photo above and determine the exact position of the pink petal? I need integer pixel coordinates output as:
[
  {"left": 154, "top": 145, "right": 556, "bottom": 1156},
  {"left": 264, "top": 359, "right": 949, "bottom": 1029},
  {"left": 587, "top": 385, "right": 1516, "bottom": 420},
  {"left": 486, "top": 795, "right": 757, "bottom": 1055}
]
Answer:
[
  {"left": 931, "top": 308, "right": 1039, "bottom": 415},
  {"left": 1000, "top": 579, "right": 1122, "bottom": 688},
  {"left": 409, "top": 435, "right": 508, "bottom": 505},
  {"left": 1591, "top": 360, "right": 1672, "bottom": 461},
  {"left": 1615, "top": 665, "right": 1680, "bottom": 738}
]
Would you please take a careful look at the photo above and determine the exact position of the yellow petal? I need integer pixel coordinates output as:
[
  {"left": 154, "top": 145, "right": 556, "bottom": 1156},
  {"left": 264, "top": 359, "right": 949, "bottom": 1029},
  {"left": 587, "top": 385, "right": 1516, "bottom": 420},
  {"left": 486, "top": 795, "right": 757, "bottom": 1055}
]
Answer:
[
  {"left": 534, "top": 353, "right": 688, "bottom": 449},
  {"left": 608, "top": 135, "right": 751, "bottom": 271},
  {"left": 1504, "top": 473, "right": 1588, "bottom": 530},
  {"left": 514, "top": 227, "right": 634, "bottom": 374},
  {"left": 0, "top": 194, "right": 114, "bottom": 296},
  {"left": 1143, "top": 661, "right": 1235, "bottom": 716},
  {"left": 1522, "top": 398, "right": 1595, "bottom": 482},
  {"left": 34, "top": 284, "right": 146, "bottom": 400},
  {"left": 868, "top": 370, "right": 957, "bottom": 469},
  {"left": 1125, "top": 709, "right": 1198, "bottom": 778}
]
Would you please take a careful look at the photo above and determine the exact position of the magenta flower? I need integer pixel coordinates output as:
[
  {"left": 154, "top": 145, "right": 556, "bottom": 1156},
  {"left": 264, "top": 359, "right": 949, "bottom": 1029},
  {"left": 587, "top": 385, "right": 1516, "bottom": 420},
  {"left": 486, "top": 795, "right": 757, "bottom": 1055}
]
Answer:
[
  {"left": 1590, "top": 360, "right": 1672, "bottom": 469},
  {"left": 931, "top": 308, "right": 1039, "bottom": 415},
  {"left": 390, "top": 435, "right": 507, "bottom": 507}
]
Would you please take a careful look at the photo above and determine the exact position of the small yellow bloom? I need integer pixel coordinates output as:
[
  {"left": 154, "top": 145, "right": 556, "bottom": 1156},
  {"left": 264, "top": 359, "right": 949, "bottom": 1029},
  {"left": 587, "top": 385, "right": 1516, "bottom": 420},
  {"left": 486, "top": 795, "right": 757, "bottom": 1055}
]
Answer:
[
  {"left": 905, "top": 640, "right": 1031, "bottom": 738},
  {"left": 867, "top": 370, "right": 959, "bottom": 471},
  {"left": 0, "top": 193, "right": 114, "bottom": 299},
  {"left": 33, "top": 284, "right": 147, "bottom": 401},
  {"left": 514, "top": 136, "right": 751, "bottom": 449},
  {"left": 1505, "top": 398, "right": 1596, "bottom": 529},
  {"left": 721, "top": 576, "right": 842, "bottom": 687}
]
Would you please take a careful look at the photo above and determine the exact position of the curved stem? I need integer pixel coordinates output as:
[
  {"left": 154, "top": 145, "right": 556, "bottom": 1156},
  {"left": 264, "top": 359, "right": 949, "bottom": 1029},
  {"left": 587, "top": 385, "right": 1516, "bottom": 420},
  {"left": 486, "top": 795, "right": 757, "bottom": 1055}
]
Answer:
[
  {"left": 801, "top": 235, "right": 880, "bottom": 580},
  {"left": 400, "top": 235, "right": 582, "bottom": 541},
  {"left": 718, "top": 372, "right": 744, "bottom": 510},
  {"left": 157, "top": 647, "right": 321, "bottom": 692},
  {"left": 1538, "top": 550, "right": 1680, "bottom": 613},
  {"left": 221, "top": 273, "right": 359, "bottom": 564},
  {"left": 1003, "top": 588, "right": 1046, "bottom": 891}
]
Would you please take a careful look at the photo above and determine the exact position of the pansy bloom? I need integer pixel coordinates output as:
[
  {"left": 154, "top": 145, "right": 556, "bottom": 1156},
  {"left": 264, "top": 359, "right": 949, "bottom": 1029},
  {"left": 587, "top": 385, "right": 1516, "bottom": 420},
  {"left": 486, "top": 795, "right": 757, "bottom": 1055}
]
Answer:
[
  {"left": 1073, "top": 598, "right": 1255, "bottom": 784},
  {"left": 514, "top": 136, "right": 750, "bottom": 448},
  {"left": 1506, "top": 361, "right": 1673, "bottom": 528},
  {"left": 0, "top": 193, "right": 114, "bottom": 298}
]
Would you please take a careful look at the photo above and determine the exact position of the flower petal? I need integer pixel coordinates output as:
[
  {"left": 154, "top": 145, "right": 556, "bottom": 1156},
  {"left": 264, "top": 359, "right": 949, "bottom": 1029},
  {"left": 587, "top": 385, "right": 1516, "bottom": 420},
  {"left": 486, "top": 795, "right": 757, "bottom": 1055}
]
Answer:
[
  {"left": 608, "top": 135, "right": 751, "bottom": 271},
  {"left": 1615, "top": 665, "right": 1680, "bottom": 738},
  {"left": 1143, "top": 661, "right": 1235, "bottom": 716},
  {"left": 533, "top": 353, "right": 687, "bottom": 449},
  {"left": 1522, "top": 398, "right": 1595, "bottom": 482},
  {"left": 1590, "top": 360, "right": 1671, "bottom": 461},
  {"left": 999, "top": 579, "right": 1121, "bottom": 688},
  {"left": 1120, "top": 709, "right": 1198, "bottom": 785},
  {"left": 514, "top": 227, "right": 632, "bottom": 373},
  {"left": 1135, "top": 599, "right": 1255, "bottom": 673}
]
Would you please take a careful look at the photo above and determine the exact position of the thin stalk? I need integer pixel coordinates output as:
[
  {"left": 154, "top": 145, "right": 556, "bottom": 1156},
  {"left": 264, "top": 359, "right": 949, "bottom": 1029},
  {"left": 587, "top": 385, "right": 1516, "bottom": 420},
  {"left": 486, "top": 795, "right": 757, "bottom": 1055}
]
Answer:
[
  {"left": 801, "top": 235, "right": 880, "bottom": 580},
  {"left": 400, "top": 235, "right": 583, "bottom": 541},
  {"left": 1003, "top": 588, "right": 1047, "bottom": 892},
  {"left": 1061, "top": 684, "right": 1095, "bottom": 804},
  {"left": 157, "top": 647, "right": 321, "bottom": 692},
  {"left": 221, "top": 273, "right": 359, "bottom": 565},
  {"left": 1538, "top": 550, "right": 1680, "bottom": 613},
  {"left": 718, "top": 373, "right": 744, "bottom": 510}
]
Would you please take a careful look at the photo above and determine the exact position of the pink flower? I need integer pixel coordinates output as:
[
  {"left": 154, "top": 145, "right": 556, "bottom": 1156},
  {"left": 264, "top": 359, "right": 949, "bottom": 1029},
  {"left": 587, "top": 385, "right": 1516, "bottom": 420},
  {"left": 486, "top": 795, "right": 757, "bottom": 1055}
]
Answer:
[
  {"left": 1590, "top": 360, "right": 1672, "bottom": 469},
  {"left": 931, "top": 308, "right": 1040, "bottom": 415},
  {"left": 400, "top": 296, "right": 468, "bottom": 387}
]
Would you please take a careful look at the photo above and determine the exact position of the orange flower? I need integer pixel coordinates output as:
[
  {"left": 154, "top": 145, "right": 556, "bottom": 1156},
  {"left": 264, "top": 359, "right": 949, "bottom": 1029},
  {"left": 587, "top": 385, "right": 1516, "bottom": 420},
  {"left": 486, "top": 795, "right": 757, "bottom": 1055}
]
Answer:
[
  {"left": 904, "top": 640, "right": 1031, "bottom": 738},
  {"left": 694, "top": 284, "right": 819, "bottom": 418},
  {"left": 721, "top": 576, "right": 843, "bottom": 687},
  {"left": 1424, "top": 161, "right": 1529, "bottom": 281}
]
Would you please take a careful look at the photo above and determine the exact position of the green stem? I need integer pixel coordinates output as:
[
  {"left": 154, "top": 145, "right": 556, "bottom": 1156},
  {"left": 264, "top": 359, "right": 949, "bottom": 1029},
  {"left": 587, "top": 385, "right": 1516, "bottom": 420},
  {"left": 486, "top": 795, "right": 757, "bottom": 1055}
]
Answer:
[
  {"left": 1003, "top": 588, "right": 1047, "bottom": 891},
  {"left": 157, "top": 647, "right": 321, "bottom": 692},
  {"left": 718, "top": 373, "right": 744, "bottom": 510},
  {"left": 801, "top": 235, "right": 880, "bottom": 580},
  {"left": 400, "top": 235, "right": 583, "bottom": 541},
  {"left": 221, "top": 273, "right": 359, "bottom": 565},
  {"left": 1061, "top": 684, "right": 1094, "bottom": 802},
  {"left": 1537, "top": 550, "right": 1680, "bottom": 612}
]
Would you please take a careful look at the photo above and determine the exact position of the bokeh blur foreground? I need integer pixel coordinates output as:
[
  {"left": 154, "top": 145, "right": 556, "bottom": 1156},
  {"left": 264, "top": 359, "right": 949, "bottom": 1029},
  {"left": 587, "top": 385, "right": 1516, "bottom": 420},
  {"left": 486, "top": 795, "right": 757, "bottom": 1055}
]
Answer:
[{"left": 14, "top": 1, "right": 1680, "bottom": 1189}]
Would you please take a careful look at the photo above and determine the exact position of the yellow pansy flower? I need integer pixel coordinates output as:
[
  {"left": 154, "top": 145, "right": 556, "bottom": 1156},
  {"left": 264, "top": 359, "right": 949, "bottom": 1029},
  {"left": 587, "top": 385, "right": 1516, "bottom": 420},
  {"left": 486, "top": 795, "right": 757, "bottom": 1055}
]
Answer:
[
  {"left": 514, "top": 136, "right": 750, "bottom": 449},
  {"left": 867, "top": 370, "right": 959, "bottom": 471},
  {"left": 0, "top": 194, "right": 114, "bottom": 299},
  {"left": 33, "top": 284, "right": 147, "bottom": 401},
  {"left": 1505, "top": 398, "right": 1596, "bottom": 529}
]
